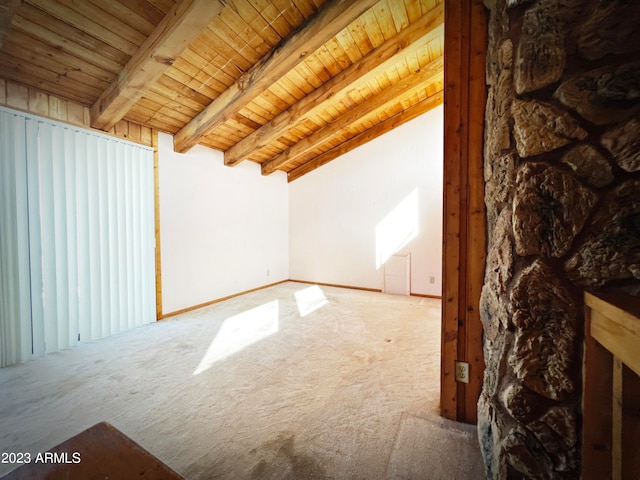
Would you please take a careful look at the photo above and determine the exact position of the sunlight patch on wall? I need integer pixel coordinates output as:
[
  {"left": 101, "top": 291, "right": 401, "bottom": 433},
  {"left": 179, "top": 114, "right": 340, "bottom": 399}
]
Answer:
[
  {"left": 193, "top": 300, "right": 279, "bottom": 375},
  {"left": 294, "top": 285, "right": 329, "bottom": 317},
  {"left": 375, "top": 189, "right": 419, "bottom": 269}
]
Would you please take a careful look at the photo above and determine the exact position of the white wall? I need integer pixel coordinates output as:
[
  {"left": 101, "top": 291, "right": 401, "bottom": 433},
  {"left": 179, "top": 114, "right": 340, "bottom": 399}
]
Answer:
[
  {"left": 288, "top": 106, "right": 443, "bottom": 296},
  {"left": 158, "top": 132, "right": 289, "bottom": 314}
]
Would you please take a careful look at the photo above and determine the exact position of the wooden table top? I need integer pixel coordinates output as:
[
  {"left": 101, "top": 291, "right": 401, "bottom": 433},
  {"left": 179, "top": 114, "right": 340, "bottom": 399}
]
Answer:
[{"left": 0, "top": 422, "right": 184, "bottom": 480}]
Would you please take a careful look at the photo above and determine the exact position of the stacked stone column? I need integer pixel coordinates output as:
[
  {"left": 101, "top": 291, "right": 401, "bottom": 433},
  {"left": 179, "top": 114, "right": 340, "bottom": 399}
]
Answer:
[{"left": 479, "top": 0, "right": 640, "bottom": 478}]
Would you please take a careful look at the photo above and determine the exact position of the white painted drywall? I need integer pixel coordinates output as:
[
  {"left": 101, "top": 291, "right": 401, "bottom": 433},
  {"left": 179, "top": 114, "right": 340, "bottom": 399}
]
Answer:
[
  {"left": 288, "top": 106, "right": 443, "bottom": 296},
  {"left": 158, "top": 132, "right": 289, "bottom": 314}
]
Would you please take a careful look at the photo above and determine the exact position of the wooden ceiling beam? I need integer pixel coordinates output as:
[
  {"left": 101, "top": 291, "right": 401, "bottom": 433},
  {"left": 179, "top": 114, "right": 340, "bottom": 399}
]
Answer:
[
  {"left": 262, "top": 58, "right": 443, "bottom": 175},
  {"left": 287, "top": 89, "right": 443, "bottom": 182},
  {"left": 90, "top": 0, "right": 225, "bottom": 131},
  {"left": 172, "top": 0, "right": 380, "bottom": 154},
  {"left": 225, "top": 3, "right": 444, "bottom": 166}
]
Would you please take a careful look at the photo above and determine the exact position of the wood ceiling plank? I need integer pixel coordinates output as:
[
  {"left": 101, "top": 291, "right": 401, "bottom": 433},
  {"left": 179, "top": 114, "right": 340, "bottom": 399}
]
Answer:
[
  {"left": 272, "top": 77, "right": 307, "bottom": 103},
  {"left": 171, "top": 57, "right": 228, "bottom": 96},
  {"left": 262, "top": 60, "right": 441, "bottom": 174},
  {"left": 272, "top": 0, "right": 305, "bottom": 27},
  {"left": 335, "top": 29, "right": 362, "bottom": 63},
  {"left": 12, "top": 12, "right": 124, "bottom": 73},
  {"left": 88, "top": 0, "right": 159, "bottom": 36},
  {"left": 6, "top": 29, "right": 114, "bottom": 84},
  {"left": 227, "top": 0, "right": 281, "bottom": 47},
  {"left": 373, "top": 0, "right": 398, "bottom": 42},
  {"left": 360, "top": 8, "right": 385, "bottom": 48},
  {"left": 194, "top": 29, "right": 251, "bottom": 75},
  {"left": 288, "top": 89, "right": 442, "bottom": 181},
  {"left": 232, "top": 111, "right": 263, "bottom": 130},
  {"left": 406, "top": 50, "right": 420, "bottom": 72},
  {"left": 146, "top": 0, "right": 176, "bottom": 15},
  {"left": 300, "top": 52, "right": 332, "bottom": 83},
  {"left": 112, "top": 0, "right": 168, "bottom": 25},
  {"left": 17, "top": 3, "right": 127, "bottom": 66},
  {"left": 281, "top": 68, "right": 315, "bottom": 97},
  {"left": 404, "top": 0, "right": 422, "bottom": 22},
  {"left": 28, "top": 0, "right": 139, "bottom": 55},
  {"left": 395, "top": 57, "right": 411, "bottom": 78},
  {"left": 347, "top": 17, "right": 374, "bottom": 57},
  {"left": 208, "top": 16, "right": 261, "bottom": 67},
  {"left": 291, "top": 0, "right": 319, "bottom": 18},
  {"left": 224, "top": 3, "right": 443, "bottom": 165},
  {"left": 144, "top": 88, "right": 200, "bottom": 118},
  {"left": 0, "top": 0, "right": 20, "bottom": 49},
  {"left": 324, "top": 37, "right": 352, "bottom": 70},
  {"left": 154, "top": 74, "right": 211, "bottom": 109},
  {"left": 421, "top": 0, "right": 439, "bottom": 15},
  {"left": 164, "top": 64, "right": 219, "bottom": 100},
  {"left": 389, "top": 0, "right": 410, "bottom": 32},
  {"left": 0, "top": 52, "right": 98, "bottom": 103},
  {"left": 90, "top": 0, "right": 225, "bottom": 131},
  {"left": 179, "top": 46, "right": 236, "bottom": 87},
  {"left": 1, "top": 36, "right": 110, "bottom": 91},
  {"left": 218, "top": 5, "right": 270, "bottom": 58},
  {"left": 174, "top": 0, "right": 380, "bottom": 154},
  {"left": 242, "top": 96, "right": 277, "bottom": 121},
  {"left": 247, "top": 0, "right": 294, "bottom": 37},
  {"left": 292, "top": 63, "right": 322, "bottom": 90},
  {"left": 262, "top": 80, "right": 295, "bottom": 107},
  {"left": 65, "top": 0, "right": 149, "bottom": 44}
]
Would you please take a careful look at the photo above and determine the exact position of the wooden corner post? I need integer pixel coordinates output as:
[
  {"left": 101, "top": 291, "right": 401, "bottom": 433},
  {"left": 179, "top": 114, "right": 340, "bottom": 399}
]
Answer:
[{"left": 441, "top": 0, "right": 488, "bottom": 423}]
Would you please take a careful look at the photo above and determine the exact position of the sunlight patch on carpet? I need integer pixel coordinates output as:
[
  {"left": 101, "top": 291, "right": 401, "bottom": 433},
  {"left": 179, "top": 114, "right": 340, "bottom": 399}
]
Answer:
[
  {"left": 193, "top": 300, "right": 279, "bottom": 375},
  {"left": 294, "top": 285, "right": 328, "bottom": 317}
]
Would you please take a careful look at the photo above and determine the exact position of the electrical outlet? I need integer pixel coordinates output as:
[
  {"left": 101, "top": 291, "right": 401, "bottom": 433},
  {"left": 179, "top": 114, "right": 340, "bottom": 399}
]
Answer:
[
  {"left": 266, "top": 269, "right": 270, "bottom": 276},
  {"left": 455, "top": 361, "right": 469, "bottom": 384},
  {"left": 429, "top": 276, "right": 435, "bottom": 284}
]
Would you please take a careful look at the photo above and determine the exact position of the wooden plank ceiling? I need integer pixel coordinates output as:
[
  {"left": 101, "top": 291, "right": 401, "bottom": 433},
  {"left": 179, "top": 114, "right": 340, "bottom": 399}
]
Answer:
[{"left": 0, "top": 0, "right": 444, "bottom": 180}]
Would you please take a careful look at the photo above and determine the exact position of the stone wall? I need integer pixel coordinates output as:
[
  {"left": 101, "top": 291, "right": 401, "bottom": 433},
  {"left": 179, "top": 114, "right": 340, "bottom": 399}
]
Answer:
[{"left": 479, "top": 1, "right": 640, "bottom": 478}]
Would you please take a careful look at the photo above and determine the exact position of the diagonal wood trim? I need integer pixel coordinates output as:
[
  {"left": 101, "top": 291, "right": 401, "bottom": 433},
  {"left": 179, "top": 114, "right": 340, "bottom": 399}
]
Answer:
[
  {"left": 90, "top": 0, "right": 225, "bottom": 131},
  {"left": 262, "top": 60, "right": 443, "bottom": 175},
  {"left": 0, "top": 0, "right": 21, "bottom": 49},
  {"left": 173, "top": 0, "right": 380, "bottom": 154},
  {"left": 287, "top": 90, "right": 443, "bottom": 182},
  {"left": 224, "top": 4, "right": 444, "bottom": 166}
]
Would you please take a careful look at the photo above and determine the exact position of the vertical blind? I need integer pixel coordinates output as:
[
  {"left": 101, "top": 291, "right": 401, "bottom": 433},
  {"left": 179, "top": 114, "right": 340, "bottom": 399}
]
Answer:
[{"left": 0, "top": 107, "right": 155, "bottom": 368}]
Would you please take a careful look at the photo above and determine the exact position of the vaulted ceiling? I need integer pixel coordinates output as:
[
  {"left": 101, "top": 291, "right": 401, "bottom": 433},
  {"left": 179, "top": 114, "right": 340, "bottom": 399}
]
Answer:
[{"left": 0, "top": 0, "right": 444, "bottom": 180}]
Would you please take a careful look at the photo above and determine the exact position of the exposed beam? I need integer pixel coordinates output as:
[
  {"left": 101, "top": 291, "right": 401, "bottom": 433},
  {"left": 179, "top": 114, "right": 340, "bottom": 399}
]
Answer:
[
  {"left": 0, "top": 0, "right": 21, "bottom": 49},
  {"left": 90, "top": 0, "right": 225, "bottom": 131},
  {"left": 263, "top": 60, "right": 443, "bottom": 175},
  {"left": 173, "top": 0, "right": 380, "bottom": 154},
  {"left": 225, "top": 3, "right": 444, "bottom": 166},
  {"left": 287, "top": 90, "right": 443, "bottom": 182}
]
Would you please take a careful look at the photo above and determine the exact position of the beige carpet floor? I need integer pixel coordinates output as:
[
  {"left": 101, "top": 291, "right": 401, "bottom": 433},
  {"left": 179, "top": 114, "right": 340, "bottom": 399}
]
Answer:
[{"left": 0, "top": 282, "right": 484, "bottom": 479}]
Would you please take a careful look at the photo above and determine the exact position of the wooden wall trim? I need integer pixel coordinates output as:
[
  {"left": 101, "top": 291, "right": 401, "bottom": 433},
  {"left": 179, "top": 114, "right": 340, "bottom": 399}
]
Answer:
[
  {"left": 160, "top": 281, "right": 289, "bottom": 319},
  {"left": 441, "top": 0, "right": 487, "bottom": 423},
  {"left": 153, "top": 130, "right": 163, "bottom": 320},
  {"left": 0, "top": 77, "right": 152, "bottom": 146}
]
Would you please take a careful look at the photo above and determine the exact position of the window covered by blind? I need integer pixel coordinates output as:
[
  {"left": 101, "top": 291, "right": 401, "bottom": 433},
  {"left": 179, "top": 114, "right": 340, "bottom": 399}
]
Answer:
[{"left": 0, "top": 107, "right": 155, "bottom": 367}]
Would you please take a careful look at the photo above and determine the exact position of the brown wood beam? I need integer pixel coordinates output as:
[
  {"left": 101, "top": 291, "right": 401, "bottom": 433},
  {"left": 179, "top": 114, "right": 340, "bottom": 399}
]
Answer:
[
  {"left": 90, "top": 0, "right": 225, "bottom": 131},
  {"left": 287, "top": 90, "right": 443, "bottom": 182},
  {"left": 224, "top": 4, "right": 444, "bottom": 166},
  {"left": 263, "top": 62, "right": 443, "bottom": 175},
  {"left": 173, "top": 0, "right": 380, "bottom": 154}
]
